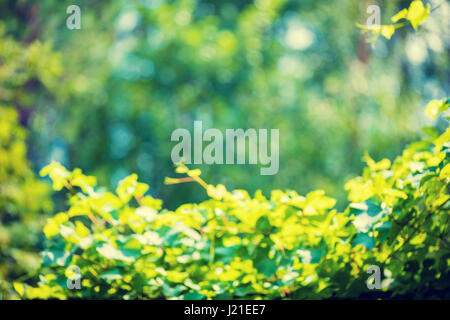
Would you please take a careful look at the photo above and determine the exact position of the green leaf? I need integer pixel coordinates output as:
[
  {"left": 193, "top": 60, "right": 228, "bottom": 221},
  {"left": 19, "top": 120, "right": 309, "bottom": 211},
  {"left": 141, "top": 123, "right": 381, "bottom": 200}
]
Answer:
[
  {"left": 41, "top": 248, "right": 73, "bottom": 267},
  {"left": 13, "top": 282, "right": 25, "bottom": 296},
  {"left": 96, "top": 243, "right": 135, "bottom": 263},
  {"left": 353, "top": 233, "right": 375, "bottom": 250},
  {"left": 425, "top": 99, "right": 449, "bottom": 119},
  {"left": 99, "top": 269, "right": 123, "bottom": 281}
]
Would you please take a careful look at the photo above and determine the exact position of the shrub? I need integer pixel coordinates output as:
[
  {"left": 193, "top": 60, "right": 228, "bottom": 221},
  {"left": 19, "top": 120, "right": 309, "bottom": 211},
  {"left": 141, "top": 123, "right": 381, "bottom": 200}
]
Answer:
[
  {"left": 0, "top": 107, "right": 52, "bottom": 298},
  {"left": 14, "top": 99, "right": 449, "bottom": 299},
  {"left": 0, "top": 27, "right": 60, "bottom": 298}
]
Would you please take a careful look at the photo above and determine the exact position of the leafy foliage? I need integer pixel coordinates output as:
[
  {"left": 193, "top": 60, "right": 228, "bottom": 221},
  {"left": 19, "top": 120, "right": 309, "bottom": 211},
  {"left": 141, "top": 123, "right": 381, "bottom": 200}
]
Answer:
[
  {"left": 2, "top": 0, "right": 446, "bottom": 210},
  {"left": 15, "top": 99, "right": 449, "bottom": 299},
  {"left": 0, "top": 0, "right": 448, "bottom": 300},
  {"left": 357, "top": 0, "right": 431, "bottom": 41},
  {"left": 0, "top": 28, "right": 59, "bottom": 297},
  {"left": 0, "top": 106, "right": 52, "bottom": 297}
]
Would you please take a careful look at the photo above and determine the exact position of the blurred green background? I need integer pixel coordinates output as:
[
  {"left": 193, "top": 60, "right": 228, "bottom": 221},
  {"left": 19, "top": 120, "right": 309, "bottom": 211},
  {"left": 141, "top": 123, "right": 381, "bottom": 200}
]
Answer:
[{"left": 0, "top": 0, "right": 449, "bottom": 297}]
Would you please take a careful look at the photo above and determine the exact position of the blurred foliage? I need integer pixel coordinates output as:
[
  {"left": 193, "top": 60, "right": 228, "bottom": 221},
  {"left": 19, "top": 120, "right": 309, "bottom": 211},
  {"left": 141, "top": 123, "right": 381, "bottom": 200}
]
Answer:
[
  {"left": 0, "top": 0, "right": 449, "bottom": 299},
  {"left": 0, "top": 0, "right": 448, "bottom": 210},
  {"left": 14, "top": 99, "right": 450, "bottom": 299},
  {"left": 0, "top": 28, "right": 60, "bottom": 297},
  {"left": 357, "top": 0, "right": 432, "bottom": 41},
  {"left": 0, "top": 106, "right": 52, "bottom": 297}
]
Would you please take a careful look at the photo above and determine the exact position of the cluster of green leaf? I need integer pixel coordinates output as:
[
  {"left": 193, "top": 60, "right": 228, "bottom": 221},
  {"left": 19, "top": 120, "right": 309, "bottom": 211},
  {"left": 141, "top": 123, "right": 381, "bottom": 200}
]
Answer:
[
  {"left": 13, "top": 99, "right": 449, "bottom": 299},
  {"left": 357, "top": 0, "right": 431, "bottom": 41},
  {"left": 0, "top": 106, "right": 52, "bottom": 298},
  {"left": 0, "top": 0, "right": 448, "bottom": 300},
  {"left": 2, "top": 0, "right": 445, "bottom": 211},
  {"left": 344, "top": 98, "right": 450, "bottom": 298},
  {"left": 0, "top": 25, "right": 62, "bottom": 105},
  {"left": 0, "top": 27, "right": 60, "bottom": 298}
]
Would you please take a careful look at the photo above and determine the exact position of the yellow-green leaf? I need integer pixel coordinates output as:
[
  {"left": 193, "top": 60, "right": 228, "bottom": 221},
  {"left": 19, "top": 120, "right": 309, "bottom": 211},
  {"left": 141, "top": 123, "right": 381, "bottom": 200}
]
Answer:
[
  {"left": 381, "top": 25, "right": 395, "bottom": 40},
  {"left": 425, "top": 99, "right": 449, "bottom": 119},
  {"left": 406, "top": 0, "right": 430, "bottom": 30},
  {"left": 13, "top": 282, "right": 25, "bottom": 296},
  {"left": 391, "top": 8, "right": 408, "bottom": 22},
  {"left": 75, "top": 221, "right": 90, "bottom": 238},
  {"left": 187, "top": 169, "right": 201, "bottom": 177},
  {"left": 43, "top": 220, "right": 60, "bottom": 238}
]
